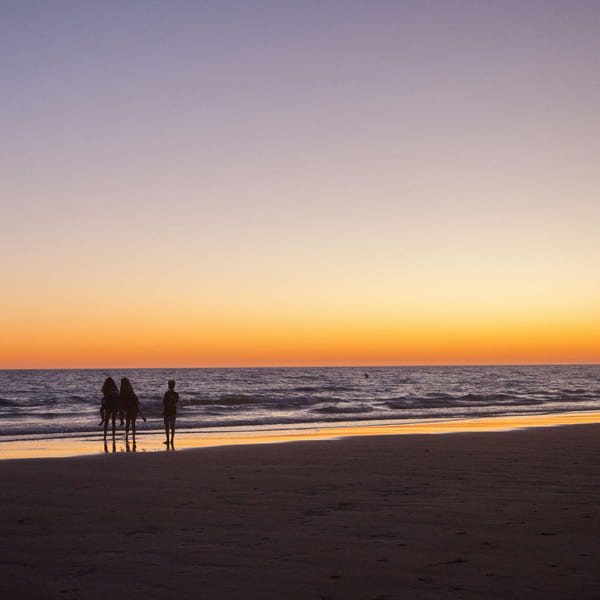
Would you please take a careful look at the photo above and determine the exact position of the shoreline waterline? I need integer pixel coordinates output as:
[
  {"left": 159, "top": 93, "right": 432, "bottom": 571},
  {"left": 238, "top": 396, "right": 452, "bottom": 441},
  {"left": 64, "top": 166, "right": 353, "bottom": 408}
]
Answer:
[{"left": 1, "top": 410, "right": 599, "bottom": 461}]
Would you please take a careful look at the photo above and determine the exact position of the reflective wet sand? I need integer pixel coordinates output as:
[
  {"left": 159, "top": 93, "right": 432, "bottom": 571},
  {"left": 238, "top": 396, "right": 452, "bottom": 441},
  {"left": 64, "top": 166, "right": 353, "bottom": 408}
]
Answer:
[{"left": 2, "top": 410, "right": 599, "bottom": 460}]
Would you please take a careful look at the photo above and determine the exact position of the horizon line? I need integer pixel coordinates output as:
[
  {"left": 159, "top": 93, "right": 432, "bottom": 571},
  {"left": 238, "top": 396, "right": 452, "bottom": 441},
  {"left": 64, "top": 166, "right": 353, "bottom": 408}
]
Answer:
[{"left": 1, "top": 362, "right": 598, "bottom": 372}]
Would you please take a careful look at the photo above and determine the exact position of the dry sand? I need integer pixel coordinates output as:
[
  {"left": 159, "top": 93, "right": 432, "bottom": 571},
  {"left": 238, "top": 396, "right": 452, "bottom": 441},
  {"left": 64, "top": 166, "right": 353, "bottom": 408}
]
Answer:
[{"left": 1, "top": 424, "right": 600, "bottom": 599}]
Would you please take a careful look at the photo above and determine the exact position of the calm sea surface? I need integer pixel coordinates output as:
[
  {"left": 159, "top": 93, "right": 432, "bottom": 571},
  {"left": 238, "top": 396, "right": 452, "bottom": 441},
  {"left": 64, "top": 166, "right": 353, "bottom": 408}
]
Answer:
[{"left": 1, "top": 365, "right": 599, "bottom": 443}]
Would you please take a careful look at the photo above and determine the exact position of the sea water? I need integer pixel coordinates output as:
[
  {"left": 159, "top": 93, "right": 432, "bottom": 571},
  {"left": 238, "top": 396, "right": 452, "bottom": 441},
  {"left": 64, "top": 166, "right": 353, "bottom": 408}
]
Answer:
[{"left": 1, "top": 365, "right": 599, "bottom": 445}]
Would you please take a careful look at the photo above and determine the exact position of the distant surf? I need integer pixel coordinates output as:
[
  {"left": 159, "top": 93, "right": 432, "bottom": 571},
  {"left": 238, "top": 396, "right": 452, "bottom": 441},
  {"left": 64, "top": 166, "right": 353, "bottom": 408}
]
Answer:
[{"left": 0, "top": 365, "right": 599, "bottom": 443}]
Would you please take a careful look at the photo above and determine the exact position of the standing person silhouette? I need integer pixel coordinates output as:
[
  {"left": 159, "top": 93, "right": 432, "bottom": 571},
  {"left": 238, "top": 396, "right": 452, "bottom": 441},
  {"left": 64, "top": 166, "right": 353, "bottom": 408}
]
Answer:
[
  {"left": 100, "top": 377, "right": 121, "bottom": 446},
  {"left": 163, "top": 379, "right": 179, "bottom": 448},
  {"left": 120, "top": 377, "right": 146, "bottom": 445}
]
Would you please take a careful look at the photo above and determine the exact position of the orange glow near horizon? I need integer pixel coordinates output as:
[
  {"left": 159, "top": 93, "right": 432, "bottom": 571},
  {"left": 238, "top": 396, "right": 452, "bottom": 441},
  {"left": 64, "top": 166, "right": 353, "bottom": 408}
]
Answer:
[{"left": 2, "top": 301, "right": 598, "bottom": 368}]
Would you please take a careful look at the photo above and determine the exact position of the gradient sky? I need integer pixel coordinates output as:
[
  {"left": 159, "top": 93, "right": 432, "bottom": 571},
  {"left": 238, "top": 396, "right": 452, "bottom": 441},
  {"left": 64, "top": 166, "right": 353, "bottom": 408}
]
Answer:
[{"left": 1, "top": 0, "right": 599, "bottom": 368}]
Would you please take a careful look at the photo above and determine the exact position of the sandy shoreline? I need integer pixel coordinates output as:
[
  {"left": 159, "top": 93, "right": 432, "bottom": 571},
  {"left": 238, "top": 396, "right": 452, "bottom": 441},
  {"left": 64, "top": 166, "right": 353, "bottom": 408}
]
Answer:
[
  {"left": 2, "top": 410, "right": 600, "bottom": 460},
  {"left": 2, "top": 422, "right": 600, "bottom": 599}
]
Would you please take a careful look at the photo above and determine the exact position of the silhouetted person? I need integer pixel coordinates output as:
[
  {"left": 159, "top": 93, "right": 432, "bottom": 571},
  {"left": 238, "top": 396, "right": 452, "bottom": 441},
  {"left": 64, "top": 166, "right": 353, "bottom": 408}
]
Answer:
[
  {"left": 163, "top": 379, "right": 179, "bottom": 448},
  {"left": 100, "top": 377, "right": 121, "bottom": 444},
  {"left": 120, "top": 377, "right": 146, "bottom": 443}
]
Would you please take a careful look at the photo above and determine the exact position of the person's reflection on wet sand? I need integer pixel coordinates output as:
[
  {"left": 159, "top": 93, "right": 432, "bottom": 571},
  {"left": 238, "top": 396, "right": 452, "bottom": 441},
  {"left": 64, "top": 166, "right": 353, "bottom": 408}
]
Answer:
[{"left": 104, "top": 440, "right": 117, "bottom": 453}]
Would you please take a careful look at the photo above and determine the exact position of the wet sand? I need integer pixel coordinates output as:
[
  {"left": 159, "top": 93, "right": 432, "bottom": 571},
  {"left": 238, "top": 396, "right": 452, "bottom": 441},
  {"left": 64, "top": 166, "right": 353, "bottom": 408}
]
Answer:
[
  {"left": 2, "top": 410, "right": 599, "bottom": 460},
  {"left": 2, "top": 424, "right": 600, "bottom": 599}
]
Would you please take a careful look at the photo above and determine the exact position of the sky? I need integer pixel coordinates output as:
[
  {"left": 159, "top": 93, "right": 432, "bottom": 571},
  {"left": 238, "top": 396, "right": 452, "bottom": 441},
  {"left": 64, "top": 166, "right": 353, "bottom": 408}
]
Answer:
[{"left": 1, "top": 0, "right": 599, "bottom": 368}]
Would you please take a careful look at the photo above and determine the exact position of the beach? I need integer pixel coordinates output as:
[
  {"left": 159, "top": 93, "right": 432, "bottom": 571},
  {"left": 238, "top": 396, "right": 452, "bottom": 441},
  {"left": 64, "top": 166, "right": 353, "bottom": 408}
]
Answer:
[{"left": 2, "top": 423, "right": 600, "bottom": 599}]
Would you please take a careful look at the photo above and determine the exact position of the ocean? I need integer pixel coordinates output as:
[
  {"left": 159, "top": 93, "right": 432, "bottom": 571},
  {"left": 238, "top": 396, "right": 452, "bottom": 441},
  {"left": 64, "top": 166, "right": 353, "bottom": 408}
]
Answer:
[{"left": 1, "top": 365, "right": 599, "bottom": 446}]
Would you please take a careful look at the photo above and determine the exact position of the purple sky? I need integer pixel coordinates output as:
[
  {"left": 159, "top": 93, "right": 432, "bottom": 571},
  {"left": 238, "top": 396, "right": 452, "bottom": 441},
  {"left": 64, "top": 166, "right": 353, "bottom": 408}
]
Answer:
[{"left": 2, "top": 1, "right": 599, "bottom": 366}]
